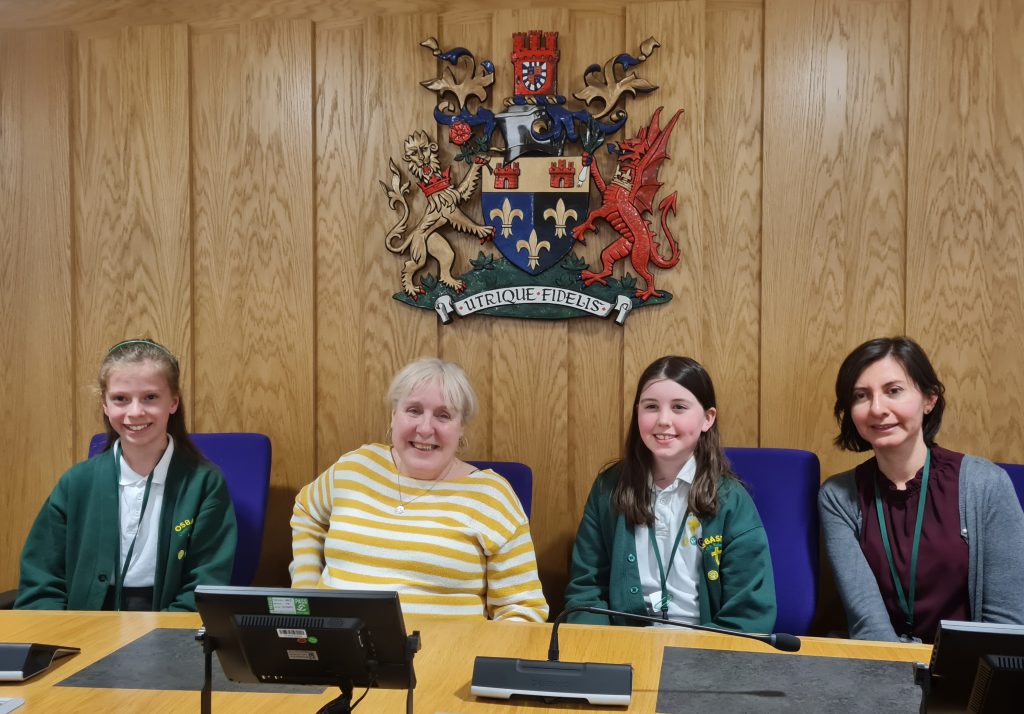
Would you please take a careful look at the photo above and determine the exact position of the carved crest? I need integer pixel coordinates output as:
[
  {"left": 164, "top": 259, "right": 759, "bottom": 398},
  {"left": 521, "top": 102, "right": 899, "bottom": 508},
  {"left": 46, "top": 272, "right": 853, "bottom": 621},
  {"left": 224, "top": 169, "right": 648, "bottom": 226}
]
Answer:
[{"left": 380, "top": 31, "right": 684, "bottom": 324}]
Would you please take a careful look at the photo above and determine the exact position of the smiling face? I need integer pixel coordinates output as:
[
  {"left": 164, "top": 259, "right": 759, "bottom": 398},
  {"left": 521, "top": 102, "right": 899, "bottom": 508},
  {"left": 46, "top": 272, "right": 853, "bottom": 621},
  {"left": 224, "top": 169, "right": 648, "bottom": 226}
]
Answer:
[
  {"left": 390, "top": 379, "right": 463, "bottom": 480},
  {"left": 102, "top": 360, "right": 179, "bottom": 462},
  {"left": 636, "top": 378, "right": 716, "bottom": 480},
  {"left": 850, "top": 355, "right": 938, "bottom": 456}
]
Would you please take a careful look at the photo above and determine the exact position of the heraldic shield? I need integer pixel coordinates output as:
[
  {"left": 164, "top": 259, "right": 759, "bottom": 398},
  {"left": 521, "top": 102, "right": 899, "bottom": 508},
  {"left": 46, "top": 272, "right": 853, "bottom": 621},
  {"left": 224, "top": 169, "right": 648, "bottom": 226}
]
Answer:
[{"left": 482, "top": 156, "right": 588, "bottom": 276}]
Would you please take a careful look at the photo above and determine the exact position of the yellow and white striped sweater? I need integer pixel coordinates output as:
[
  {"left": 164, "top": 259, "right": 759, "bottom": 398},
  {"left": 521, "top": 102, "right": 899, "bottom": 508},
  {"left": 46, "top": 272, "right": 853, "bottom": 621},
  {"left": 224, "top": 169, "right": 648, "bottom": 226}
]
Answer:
[{"left": 290, "top": 443, "right": 548, "bottom": 621}]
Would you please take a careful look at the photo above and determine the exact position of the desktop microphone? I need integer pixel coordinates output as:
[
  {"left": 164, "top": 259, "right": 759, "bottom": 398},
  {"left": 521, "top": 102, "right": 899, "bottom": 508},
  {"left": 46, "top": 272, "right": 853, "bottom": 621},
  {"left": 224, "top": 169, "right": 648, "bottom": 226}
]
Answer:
[
  {"left": 548, "top": 606, "right": 802, "bottom": 658},
  {"left": 471, "top": 605, "right": 802, "bottom": 706}
]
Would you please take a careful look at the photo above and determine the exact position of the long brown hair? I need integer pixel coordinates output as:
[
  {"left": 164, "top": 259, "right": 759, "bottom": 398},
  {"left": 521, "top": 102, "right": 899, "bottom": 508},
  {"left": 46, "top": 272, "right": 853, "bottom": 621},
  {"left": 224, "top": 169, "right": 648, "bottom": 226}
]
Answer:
[
  {"left": 97, "top": 338, "right": 204, "bottom": 463},
  {"left": 612, "top": 356, "right": 735, "bottom": 526}
]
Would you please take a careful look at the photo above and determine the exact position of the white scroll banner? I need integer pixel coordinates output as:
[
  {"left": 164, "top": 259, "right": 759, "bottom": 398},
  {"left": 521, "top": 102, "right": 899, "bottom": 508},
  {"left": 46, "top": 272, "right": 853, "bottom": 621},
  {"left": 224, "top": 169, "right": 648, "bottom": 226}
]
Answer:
[{"left": 434, "top": 289, "right": 633, "bottom": 324}]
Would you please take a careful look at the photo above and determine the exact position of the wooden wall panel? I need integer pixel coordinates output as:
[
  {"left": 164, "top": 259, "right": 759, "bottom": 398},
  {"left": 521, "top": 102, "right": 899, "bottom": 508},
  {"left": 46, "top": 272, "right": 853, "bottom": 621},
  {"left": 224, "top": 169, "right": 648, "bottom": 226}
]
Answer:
[
  {"left": 843, "top": 0, "right": 907, "bottom": 347},
  {"left": 72, "top": 24, "right": 191, "bottom": 453},
  {"left": 623, "top": 0, "right": 705, "bottom": 391},
  {"left": 0, "top": 0, "right": 663, "bottom": 31},
  {"left": 763, "top": 0, "right": 850, "bottom": 472},
  {"left": 908, "top": 0, "right": 1024, "bottom": 461},
  {"left": 191, "top": 20, "right": 315, "bottom": 584},
  {"left": 0, "top": 30, "right": 72, "bottom": 591},
  {"left": 763, "top": 0, "right": 907, "bottom": 480},
  {"left": 314, "top": 20, "right": 375, "bottom": 471},
  {"left": 987, "top": 0, "right": 1024, "bottom": 460},
  {"left": 702, "top": 0, "right": 762, "bottom": 446}
]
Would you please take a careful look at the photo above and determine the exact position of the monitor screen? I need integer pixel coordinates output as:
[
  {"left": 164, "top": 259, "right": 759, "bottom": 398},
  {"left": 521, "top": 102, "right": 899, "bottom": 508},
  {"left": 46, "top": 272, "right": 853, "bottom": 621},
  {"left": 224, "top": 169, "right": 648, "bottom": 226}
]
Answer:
[{"left": 195, "top": 586, "right": 416, "bottom": 689}]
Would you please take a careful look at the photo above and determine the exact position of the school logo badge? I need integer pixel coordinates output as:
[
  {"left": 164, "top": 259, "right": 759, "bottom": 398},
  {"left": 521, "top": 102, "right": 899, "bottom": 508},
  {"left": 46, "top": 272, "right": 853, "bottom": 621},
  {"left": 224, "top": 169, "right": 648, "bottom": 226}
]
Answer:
[{"left": 380, "top": 31, "right": 684, "bottom": 325}]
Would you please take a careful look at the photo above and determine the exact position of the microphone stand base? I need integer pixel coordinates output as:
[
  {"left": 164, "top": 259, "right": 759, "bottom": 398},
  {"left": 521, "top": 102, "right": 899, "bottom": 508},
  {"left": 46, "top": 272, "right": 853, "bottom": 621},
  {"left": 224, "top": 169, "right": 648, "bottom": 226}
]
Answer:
[{"left": 471, "top": 656, "right": 632, "bottom": 706}]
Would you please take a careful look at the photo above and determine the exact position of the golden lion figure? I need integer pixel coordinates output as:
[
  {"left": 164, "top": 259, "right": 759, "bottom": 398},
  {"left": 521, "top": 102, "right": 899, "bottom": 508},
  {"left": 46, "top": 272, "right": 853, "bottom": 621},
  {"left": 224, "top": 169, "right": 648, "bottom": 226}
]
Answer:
[{"left": 380, "top": 131, "right": 494, "bottom": 297}]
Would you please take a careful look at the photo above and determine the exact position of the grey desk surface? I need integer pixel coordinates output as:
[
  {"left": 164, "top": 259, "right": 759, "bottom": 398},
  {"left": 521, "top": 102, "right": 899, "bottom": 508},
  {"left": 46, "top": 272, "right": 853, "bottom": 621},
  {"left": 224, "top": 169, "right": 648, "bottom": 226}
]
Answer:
[
  {"left": 58, "top": 628, "right": 323, "bottom": 695},
  {"left": 657, "top": 645, "right": 922, "bottom": 713}
]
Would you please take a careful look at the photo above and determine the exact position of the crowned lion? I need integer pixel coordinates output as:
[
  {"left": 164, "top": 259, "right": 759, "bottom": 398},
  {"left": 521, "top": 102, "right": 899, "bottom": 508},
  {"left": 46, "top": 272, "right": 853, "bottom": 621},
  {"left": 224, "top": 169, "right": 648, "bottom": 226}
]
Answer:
[{"left": 380, "top": 131, "right": 494, "bottom": 297}]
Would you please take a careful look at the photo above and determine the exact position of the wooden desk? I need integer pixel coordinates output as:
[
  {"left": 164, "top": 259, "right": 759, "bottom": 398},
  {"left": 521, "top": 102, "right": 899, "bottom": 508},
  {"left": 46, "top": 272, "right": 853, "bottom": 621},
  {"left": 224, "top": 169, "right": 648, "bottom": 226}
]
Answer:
[{"left": 1, "top": 611, "right": 930, "bottom": 713}]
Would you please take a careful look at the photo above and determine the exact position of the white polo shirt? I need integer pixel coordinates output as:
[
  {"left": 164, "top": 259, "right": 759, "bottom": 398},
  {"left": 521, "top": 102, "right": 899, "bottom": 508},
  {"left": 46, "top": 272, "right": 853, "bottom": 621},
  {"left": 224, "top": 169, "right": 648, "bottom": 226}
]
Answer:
[
  {"left": 634, "top": 456, "right": 703, "bottom": 624},
  {"left": 116, "top": 436, "right": 174, "bottom": 587}
]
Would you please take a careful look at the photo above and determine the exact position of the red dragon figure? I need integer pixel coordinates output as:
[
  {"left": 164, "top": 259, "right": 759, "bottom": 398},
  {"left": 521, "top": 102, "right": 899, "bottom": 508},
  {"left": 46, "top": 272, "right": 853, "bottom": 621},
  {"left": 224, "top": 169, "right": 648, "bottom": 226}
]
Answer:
[{"left": 573, "top": 107, "right": 683, "bottom": 301}]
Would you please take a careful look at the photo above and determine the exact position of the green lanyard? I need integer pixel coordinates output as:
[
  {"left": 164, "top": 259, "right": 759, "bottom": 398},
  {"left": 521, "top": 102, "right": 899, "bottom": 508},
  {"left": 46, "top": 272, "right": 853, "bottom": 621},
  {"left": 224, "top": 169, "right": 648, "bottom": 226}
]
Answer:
[
  {"left": 874, "top": 449, "right": 930, "bottom": 628},
  {"left": 648, "top": 515, "right": 690, "bottom": 621},
  {"left": 113, "top": 443, "right": 155, "bottom": 611}
]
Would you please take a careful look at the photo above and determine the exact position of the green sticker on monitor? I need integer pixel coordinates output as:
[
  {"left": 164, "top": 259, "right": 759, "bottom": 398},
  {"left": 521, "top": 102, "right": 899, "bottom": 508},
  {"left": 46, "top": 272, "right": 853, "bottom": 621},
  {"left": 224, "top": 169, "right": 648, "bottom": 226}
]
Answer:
[{"left": 267, "top": 596, "right": 311, "bottom": 615}]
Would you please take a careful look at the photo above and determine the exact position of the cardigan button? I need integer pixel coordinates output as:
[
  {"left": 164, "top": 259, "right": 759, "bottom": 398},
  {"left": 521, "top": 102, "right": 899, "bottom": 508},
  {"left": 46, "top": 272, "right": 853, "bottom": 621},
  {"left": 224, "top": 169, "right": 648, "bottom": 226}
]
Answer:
[
  {"left": 627, "top": 554, "right": 636, "bottom": 563},
  {"left": 98, "top": 574, "right": 107, "bottom": 582},
  {"left": 629, "top": 586, "right": 639, "bottom": 594}
]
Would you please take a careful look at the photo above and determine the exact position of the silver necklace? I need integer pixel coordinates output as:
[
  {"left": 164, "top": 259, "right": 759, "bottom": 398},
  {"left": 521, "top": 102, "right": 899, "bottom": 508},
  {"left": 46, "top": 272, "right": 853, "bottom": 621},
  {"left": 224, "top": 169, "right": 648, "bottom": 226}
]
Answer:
[{"left": 393, "top": 453, "right": 455, "bottom": 514}]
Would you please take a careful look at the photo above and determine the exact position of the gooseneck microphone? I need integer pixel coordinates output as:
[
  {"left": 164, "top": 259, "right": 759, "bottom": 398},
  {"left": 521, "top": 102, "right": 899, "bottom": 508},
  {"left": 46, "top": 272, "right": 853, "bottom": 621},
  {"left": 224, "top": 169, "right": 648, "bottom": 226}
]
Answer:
[
  {"left": 548, "top": 606, "right": 802, "bottom": 659},
  {"left": 470, "top": 605, "right": 802, "bottom": 706}
]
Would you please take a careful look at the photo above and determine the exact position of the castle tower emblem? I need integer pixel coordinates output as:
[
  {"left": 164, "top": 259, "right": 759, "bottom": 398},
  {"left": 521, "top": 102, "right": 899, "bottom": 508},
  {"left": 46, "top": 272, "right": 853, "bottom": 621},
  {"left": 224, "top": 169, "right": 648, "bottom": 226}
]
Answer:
[{"left": 512, "top": 31, "right": 559, "bottom": 97}]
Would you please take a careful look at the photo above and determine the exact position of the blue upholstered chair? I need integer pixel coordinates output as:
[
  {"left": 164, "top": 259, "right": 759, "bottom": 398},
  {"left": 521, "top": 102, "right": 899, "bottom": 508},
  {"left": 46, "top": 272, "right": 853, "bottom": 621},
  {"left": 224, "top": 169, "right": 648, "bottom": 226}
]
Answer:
[
  {"left": 724, "top": 447, "right": 821, "bottom": 635},
  {"left": 468, "top": 460, "right": 533, "bottom": 519},
  {"left": 995, "top": 462, "right": 1024, "bottom": 508},
  {"left": 90, "top": 432, "right": 271, "bottom": 586}
]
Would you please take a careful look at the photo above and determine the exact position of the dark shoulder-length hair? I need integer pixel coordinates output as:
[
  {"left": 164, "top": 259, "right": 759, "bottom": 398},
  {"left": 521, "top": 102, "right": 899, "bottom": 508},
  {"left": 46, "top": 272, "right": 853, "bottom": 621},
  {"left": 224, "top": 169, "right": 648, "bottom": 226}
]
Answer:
[
  {"left": 98, "top": 338, "right": 205, "bottom": 464},
  {"left": 612, "top": 355, "right": 735, "bottom": 526},
  {"left": 833, "top": 336, "right": 946, "bottom": 452}
]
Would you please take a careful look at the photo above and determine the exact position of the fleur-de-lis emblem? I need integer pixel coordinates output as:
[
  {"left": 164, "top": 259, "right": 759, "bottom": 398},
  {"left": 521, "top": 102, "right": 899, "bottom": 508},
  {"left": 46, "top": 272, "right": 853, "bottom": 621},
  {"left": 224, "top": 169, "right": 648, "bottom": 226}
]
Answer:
[
  {"left": 515, "top": 229, "right": 551, "bottom": 270},
  {"left": 542, "top": 198, "right": 578, "bottom": 238},
  {"left": 488, "top": 198, "right": 524, "bottom": 238}
]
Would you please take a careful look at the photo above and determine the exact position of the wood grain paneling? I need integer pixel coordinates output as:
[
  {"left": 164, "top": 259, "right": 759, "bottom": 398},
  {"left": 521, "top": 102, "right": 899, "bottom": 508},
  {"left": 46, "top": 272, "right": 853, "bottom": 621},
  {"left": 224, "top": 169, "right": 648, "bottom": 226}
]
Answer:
[
  {"left": 763, "top": 0, "right": 849, "bottom": 472},
  {"left": 0, "top": 0, "right": 667, "bottom": 31},
  {"left": 314, "top": 20, "right": 375, "bottom": 470},
  {"left": 764, "top": 0, "right": 907, "bottom": 480},
  {"left": 73, "top": 24, "right": 191, "bottom": 452},
  {"left": 843, "top": 0, "right": 907, "bottom": 347},
  {"left": 908, "top": 0, "right": 1024, "bottom": 462},
  {"left": 987, "top": 0, "right": 1024, "bottom": 461},
  {"left": 0, "top": 30, "right": 72, "bottom": 591},
  {"left": 191, "top": 20, "right": 315, "bottom": 584},
  {"left": 623, "top": 0, "right": 705, "bottom": 411},
  {"left": 702, "top": 0, "right": 762, "bottom": 446}
]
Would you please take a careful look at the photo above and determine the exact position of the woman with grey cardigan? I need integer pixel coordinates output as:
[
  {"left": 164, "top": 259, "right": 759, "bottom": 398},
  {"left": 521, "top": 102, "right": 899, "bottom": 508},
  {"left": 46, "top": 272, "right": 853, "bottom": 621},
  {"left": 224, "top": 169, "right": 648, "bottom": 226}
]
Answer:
[{"left": 818, "top": 336, "right": 1024, "bottom": 643}]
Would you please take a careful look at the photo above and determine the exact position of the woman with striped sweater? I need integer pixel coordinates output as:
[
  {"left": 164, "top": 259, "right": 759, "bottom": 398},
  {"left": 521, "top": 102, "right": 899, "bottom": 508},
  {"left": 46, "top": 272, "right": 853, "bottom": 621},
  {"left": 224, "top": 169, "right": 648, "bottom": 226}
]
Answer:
[{"left": 290, "top": 357, "right": 548, "bottom": 621}]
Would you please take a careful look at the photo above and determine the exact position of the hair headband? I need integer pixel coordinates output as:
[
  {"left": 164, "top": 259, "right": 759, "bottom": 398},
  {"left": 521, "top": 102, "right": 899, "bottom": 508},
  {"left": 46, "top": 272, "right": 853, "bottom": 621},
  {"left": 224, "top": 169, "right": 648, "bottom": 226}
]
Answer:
[{"left": 105, "top": 339, "right": 178, "bottom": 364}]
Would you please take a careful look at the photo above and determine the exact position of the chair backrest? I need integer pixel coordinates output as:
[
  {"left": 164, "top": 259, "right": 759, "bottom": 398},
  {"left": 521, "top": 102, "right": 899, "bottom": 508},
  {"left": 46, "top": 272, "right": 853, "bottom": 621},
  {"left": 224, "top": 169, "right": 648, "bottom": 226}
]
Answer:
[
  {"left": 89, "top": 432, "right": 271, "bottom": 586},
  {"left": 995, "top": 462, "right": 1024, "bottom": 509},
  {"left": 468, "top": 460, "right": 533, "bottom": 519},
  {"left": 724, "top": 447, "right": 820, "bottom": 635}
]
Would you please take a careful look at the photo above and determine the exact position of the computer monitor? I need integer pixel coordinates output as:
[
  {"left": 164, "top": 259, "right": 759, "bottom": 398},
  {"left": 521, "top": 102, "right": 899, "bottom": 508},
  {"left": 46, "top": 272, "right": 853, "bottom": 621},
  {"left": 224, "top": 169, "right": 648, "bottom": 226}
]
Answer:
[
  {"left": 926, "top": 620, "right": 1024, "bottom": 709},
  {"left": 194, "top": 585, "right": 417, "bottom": 690}
]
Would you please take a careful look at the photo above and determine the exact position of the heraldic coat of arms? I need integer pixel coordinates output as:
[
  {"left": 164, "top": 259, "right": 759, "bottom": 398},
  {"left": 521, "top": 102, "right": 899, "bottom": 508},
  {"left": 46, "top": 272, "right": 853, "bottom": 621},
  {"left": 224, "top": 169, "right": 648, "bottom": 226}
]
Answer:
[{"left": 380, "top": 31, "right": 683, "bottom": 325}]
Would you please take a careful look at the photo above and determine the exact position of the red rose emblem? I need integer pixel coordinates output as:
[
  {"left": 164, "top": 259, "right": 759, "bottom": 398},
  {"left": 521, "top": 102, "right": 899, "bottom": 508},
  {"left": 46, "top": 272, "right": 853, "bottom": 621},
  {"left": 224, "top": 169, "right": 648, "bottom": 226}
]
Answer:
[{"left": 449, "top": 121, "right": 472, "bottom": 146}]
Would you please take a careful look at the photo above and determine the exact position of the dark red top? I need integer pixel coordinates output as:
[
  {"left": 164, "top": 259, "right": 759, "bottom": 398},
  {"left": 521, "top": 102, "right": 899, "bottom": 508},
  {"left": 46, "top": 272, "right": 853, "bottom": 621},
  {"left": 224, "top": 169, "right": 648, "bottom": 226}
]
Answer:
[{"left": 856, "top": 445, "right": 970, "bottom": 643}]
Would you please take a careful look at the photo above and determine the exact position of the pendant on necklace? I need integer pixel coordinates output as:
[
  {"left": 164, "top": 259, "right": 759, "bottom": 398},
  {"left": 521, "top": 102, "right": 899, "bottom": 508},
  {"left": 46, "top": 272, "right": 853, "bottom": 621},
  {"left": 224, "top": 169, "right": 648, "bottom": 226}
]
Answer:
[{"left": 395, "top": 505, "right": 405, "bottom": 514}]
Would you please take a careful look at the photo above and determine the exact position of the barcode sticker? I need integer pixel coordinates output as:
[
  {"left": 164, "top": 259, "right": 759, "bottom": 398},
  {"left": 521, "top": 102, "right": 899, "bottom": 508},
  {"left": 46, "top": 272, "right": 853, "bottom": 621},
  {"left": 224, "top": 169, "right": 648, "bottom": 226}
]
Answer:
[{"left": 277, "top": 628, "right": 308, "bottom": 639}]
